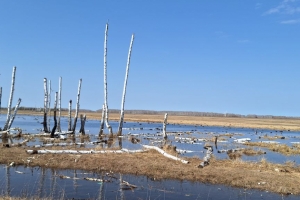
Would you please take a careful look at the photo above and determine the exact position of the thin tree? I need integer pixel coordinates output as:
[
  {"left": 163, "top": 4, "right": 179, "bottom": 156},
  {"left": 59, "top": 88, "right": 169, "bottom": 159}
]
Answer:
[
  {"left": 57, "top": 76, "right": 62, "bottom": 132},
  {"left": 103, "top": 22, "right": 113, "bottom": 137},
  {"left": 7, "top": 98, "right": 22, "bottom": 130},
  {"left": 48, "top": 80, "right": 51, "bottom": 131},
  {"left": 3, "top": 66, "right": 16, "bottom": 131},
  {"left": 79, "top": 114, "right": 86, "bottom": 135},
  {"left": 99, "top": 104, "right": 105, "bottom": 137},
  {"left": 50, "top": 92, "right": 58, "bottom": 138},
  {"left": 117, "top": 34, "right": 135, "bottom": 136},
  {"left": 72, "top": 79, "right": 82, "bottom": 134},
  {"left": 163, "top": 113, "right": 168, "bottom": 139},
  {"left": 68, "top": 100, "right": 72, "bottom": 131},
  {"left": 42, "top": 78, "right": 49, "bottom": 132}
]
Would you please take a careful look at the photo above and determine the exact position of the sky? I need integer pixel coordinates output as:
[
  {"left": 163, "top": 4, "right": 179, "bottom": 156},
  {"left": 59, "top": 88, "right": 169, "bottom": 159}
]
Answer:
[{"left": 0, "top": 0, "right": 300, "bottom": 117}]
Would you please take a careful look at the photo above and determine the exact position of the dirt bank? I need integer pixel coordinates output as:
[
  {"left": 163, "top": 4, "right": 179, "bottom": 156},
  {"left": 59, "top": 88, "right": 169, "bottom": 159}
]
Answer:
[{"left": 1, "top": 145, "right": 300, "bottom": 195}]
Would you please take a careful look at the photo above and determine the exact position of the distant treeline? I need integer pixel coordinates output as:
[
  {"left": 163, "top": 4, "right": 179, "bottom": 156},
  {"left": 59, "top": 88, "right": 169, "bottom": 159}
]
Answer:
[{"left": 1, "top": 107, "right": 299, "bottom": 120}]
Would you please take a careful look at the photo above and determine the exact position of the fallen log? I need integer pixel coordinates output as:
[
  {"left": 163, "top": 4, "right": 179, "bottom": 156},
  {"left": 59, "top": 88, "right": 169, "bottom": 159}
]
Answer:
[
  {"left": 198, "top": 146, "right": 213, "bottom": 168},
  {"left": 26, "top": 148, "right": 148, "bottom": 154},
  {"left": 142, "top": 145, "right": 189, "bottom": 164},
  {"left": 3, "top": 139, "right": 28, "bottom": 148}
]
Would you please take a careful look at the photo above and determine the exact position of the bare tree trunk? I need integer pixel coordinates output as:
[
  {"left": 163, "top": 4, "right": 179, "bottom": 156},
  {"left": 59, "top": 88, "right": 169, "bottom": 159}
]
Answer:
[
  {"left": 43, "top": 78, "right": 49, "bottom": 133},
  {"left": 0, "top": 87, "right": 2, "bottom": 115},
  {"left": 163, "top": 113, "right": 168, "bottom": 139},
  {"left": 72, "top": 79, "right": 82, "bottom": 134},
  {"left": 7, "top": 98, "right": 21, "bottom": 130},
  {"left": 79, "top": 114, "right": 86, "bottom": 135},
  {"left": 99, "top": 104, "right": 105, "bottom": 137},
  {"left": 103, "top": 22, "right": 113, "bottom": 137},
  {"left": 51, "top": 92, "right": 58, "bottom": 138},
  {"left": 117, "top": 34, "right": 135, "bottom": 136},
  {"left": 198, "top": 146, "right": 213, "bottom": 168},
  {"left": 3, "top": 66, "right": 16, "bottom": 131},
  {"left": 68, "top": 100, "right": 72, "bottom": 131},
  {"left": 57, "top": 76, "right": 62, "bottom": 132},
  {"left": 48, "top": 80, "right": 51, "bottom": 131}
]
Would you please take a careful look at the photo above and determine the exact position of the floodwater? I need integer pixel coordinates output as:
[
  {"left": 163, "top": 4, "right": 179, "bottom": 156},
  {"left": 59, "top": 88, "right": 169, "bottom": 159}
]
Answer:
[{"left": 1, "top": 114, "right": 300, "bottom": 199}]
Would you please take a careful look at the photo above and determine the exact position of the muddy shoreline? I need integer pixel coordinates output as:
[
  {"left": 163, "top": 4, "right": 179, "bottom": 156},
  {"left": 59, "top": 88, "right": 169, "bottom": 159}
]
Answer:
[{"left": 1, "top": 145, "right": 300, "bottom": 195}]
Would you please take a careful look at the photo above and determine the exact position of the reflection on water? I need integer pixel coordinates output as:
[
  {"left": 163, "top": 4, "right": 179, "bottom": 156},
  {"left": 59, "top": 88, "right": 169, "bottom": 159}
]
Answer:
[{"left": 0, "top": 165, "right": 298, "bottom": 200}]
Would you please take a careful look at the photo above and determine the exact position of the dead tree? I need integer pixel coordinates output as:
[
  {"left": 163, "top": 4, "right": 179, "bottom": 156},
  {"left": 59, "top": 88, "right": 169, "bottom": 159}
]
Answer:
[
  {"left": 0, "top": 87, "right": 2, "bottom": 115},
  {"left": 68, "top": 100, "right": 72, "bottom": 131},
  {"left": 163, "top": 113, "right": 168, "bottom": 139},
  {"left": 43, "top": 78, "right": 49, "bottom": 133},
  {"left": 48, "top": 80, "right": 51, "bottom": 131},
  {"left": 103, "top": 22, "right": 113, "bottom": 137},
  {"left": 3, "top": 66, "right": 16, "bottom": 131},
  {"left": 79, "top": 114, "right": 86, "bottom": 135},
  {"left": 117, "top": 34, "right": 135, "bottom": 136},
  {"left": 7, "top": 98, "right": 21, "bottom": 130},
  {"left": 198, "top": 146, "right": 213, "bottom": 168},
  {"left": 71, "top": 79, "right": 82, "bottom": 134},
  {"left": 99, "top": 104, "right": 105, "bottom": 137},
  {"left": 50, "top": 92, "right": 58, "bottom": 138},
  {"left": 57, "top": 76, "right": 62, "bottom": 132}
]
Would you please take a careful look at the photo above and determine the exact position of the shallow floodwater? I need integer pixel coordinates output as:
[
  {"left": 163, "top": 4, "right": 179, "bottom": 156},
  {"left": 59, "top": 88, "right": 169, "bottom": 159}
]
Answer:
[
  {"left": 0, "top": 165, "right": 298, "bottom": 199},
  {"left": 1, "top": 114, "right": 300, "bottom": 199}
]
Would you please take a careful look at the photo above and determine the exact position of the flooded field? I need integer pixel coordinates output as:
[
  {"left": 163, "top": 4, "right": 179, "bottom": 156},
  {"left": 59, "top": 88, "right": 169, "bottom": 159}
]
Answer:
[{"left": 1, "top": 114, "right": 300, "bottom": 199}]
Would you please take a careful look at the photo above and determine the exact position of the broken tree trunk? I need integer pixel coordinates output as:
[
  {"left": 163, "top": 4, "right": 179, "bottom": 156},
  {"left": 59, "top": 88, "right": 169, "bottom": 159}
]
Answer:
[
  {"left": 117, "top": 34, "right": 135, "bottom": 136},
  {"left": 79, "top": 114, "right": 86, "bottom": 135},
  {"left": 3, "top": 66, "right": 16, "bottom": 131},
  {"left": 0, "top": 87, "right": 2, "bottom": 115},
  {"left": 43, "top": 78, "right": 49, "bottom": 133},
  {"left": 51, "top": 92, "right": 58, "bottom": 138},
  {"left": 57, "top": 76, "right": 62, "bottom": 132},
  {"left": 198, "top": 146, "right": 213, "bottom": 168},
  {"left": 68, "top": 100, "right": 72, "bottom": 131},
  {"left": 72, "top": 79, "right": 82, "bottom": 134},
  {"left": 99, "top": 104, "right": 105, "bottom": 137},
  {"left": 7, "top": 98, "right": 21, "bottom": 130},
  {"left": 163, "top": 113, "right": 168, "bottom": 139},
  {"left": 103, "top": 22, "right": 113, "bottom": 137},
  {"left": 48, "top": 80, "right": 51, "bottom": 131}
]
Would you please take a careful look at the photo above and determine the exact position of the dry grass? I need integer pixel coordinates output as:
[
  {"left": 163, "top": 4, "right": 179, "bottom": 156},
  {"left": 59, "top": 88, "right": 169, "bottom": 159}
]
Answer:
[
  {"left": 1, "top": 145, "right": 300, "bottom": 195},
  {"left": 244, "top": 142, "right": 300, "bottom": 155},
  {"left": 17, "top": 110, "right": 300, "bottom": 131}
]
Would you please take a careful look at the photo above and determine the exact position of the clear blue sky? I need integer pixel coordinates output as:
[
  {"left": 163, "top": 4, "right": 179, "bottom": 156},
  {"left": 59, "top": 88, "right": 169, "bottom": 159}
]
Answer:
[{"left": 0, "top": 0, "right": 300, "bottom": 116}]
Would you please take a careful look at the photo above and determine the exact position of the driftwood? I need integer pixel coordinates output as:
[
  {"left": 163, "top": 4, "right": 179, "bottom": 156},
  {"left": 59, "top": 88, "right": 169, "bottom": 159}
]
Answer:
[
  {"left": 198, "top": 146, "right": 213, "bottom": 168},
  {"left": 43, "top": 78, "right": 49, "bottom": 133},
  {"left": 26, "top": 148, "right": 147, "bottom": 154},
  {"left": 3, "top": 66, "right": 16, "bottom": 131},
  {"left": 163, "top": 113, "right": 168, "bottom": 139},
  {"left": 3, "top": 139, "right": 28, "bottom": 148},
  {"left": 72, "top": 79, "right": 82, "bottom": 134},
  {"left": 68, "top": 100, "right": 72, "bottom": 131},
  {"left": 117, "top": 34, "right": 135, "bottom": 136},
  {"left": 142, "top": 145, "right": 189, "bottom": 164}
]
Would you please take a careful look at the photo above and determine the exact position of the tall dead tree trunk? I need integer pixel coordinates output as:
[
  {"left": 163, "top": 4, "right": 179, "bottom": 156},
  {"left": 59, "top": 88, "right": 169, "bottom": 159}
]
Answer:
[
  {"left": 72, "top": 79, "right": 82, "bottom": 134},
  {"left": 51, "top": 92, "right": 58, "bottom": 138},
  {"left": 3, "top": 66, "right": 16, "bottom": 131},
  {"left": 57, "top": 76, "right": 62, "bottom": 132},
  {"left": 99, "top": 104, "right": 105, "bottom": 137},
  {"left": 0, "top": 87, "right": 2, "bottom": 115},
  {"left": 68, "top": 100, "right": 72, "bottom": 131},
  {"left": 43, "top": 78, "right": 49, "bottom": 133},
  {"left": 48, "top": 80, "right": 51, "bottom": 131},
  {"left": 103, "top": 22, "right": 113, "bottom": 137},
  {"left": 7, "top": 98, "right": 21, "bottom": 130},
  {"left": 117, "top": 34, "right": 135, "bottom": 136},
  {"left": 163, "top": 113, "right": 168, "bottom": 139},
  {"left": 79, "top": 114, "right": 86, "bottom": 135}
]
